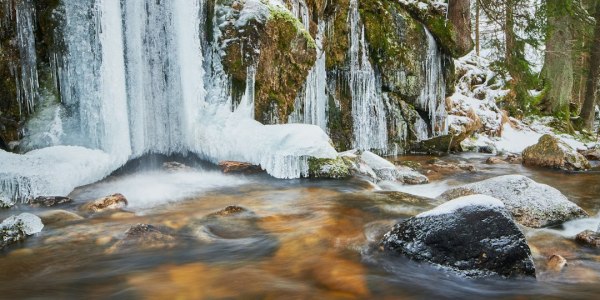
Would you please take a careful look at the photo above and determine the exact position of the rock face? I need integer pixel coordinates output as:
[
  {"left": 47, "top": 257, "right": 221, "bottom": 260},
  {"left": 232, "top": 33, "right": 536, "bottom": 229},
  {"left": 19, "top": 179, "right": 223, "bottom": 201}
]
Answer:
[
  {"left": 522, "top": 134, "right": 591, "bottom": 171},
  {"left": 80, "top": 194, "right": 128, "bottom": 214},
  {"left": 438, "top": 175, "right": 588, "bottom": 228},
  {"left": 1, "top": 213, "right": 44, "bottom": 249},
  {"left": 578, "top": 148, "right": 600, "bottom": 161},
  {"left": 381, "top": 195, "right": 536, "bottom": 278},
  {"left": 107, "top": 224, "right": 177, "bottom": 253},
  {"left": 30, "top": 196, "right": 73, "bottom": 208}
]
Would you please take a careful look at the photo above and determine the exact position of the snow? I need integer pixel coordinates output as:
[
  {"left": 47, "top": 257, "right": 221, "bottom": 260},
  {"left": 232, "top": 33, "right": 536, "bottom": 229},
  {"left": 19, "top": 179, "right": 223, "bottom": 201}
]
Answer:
[
  {"left": 417, "top": 194, "right": 504, "bottom": 218},
  {"left": 0, "top": 146, "right": 121, "bottom": 202},
  {"left": 192, "top": 106, "right": 338, "bottom": 179},
  {"left": 1, "top": 213, "right": 44, "bottom": 235}
]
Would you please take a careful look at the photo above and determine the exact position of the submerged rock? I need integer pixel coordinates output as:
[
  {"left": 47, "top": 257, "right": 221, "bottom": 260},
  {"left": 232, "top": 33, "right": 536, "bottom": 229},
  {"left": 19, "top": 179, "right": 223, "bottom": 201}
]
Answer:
[
  {"left": 107, "top": 224, "right": 177, "bottom": 253},
  {"left": 1, "top": 213, "right": 44, "bottom": 249},
  {"left": 410, "top": 135, "right": 454, "bottom": 155},
  {"left": 522, "top": 134, "right": 591, "bottom": 171},
  {"left": 30, "top": 196, "right": 73, "bottom": 208},
  {"left": 218, "top": 161, "right": 263, "bottom": 174},
  {"left": 438, "top": 175, "right": 588, "bottom": 228},
  {"left": 575, "top": 230, "right": 600, "bottom": 248},
  {"left": 380, "top": 195, "right": 536, "bottom": 278},
  {"left": 80, "top": 193, "right": 128, "bottom": 214},
  {"left": 37, "top": 210, "right": 83, "bottom": 225},
  {"left": 547, "top": 254, "right": 567, "bottom": 273},
  {"left": 162, "top": 161, "right": 192, "bottom": 172}
]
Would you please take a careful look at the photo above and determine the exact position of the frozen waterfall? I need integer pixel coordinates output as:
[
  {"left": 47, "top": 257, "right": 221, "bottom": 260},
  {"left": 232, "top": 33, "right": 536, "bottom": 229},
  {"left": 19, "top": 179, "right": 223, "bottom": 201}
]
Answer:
[
  {"left": 1, "top": 0, "right": 337, "bottom": 202},
  {"left": 416, "top": 28, "right": 448, "bottom": 137},
  {"left": 348, "top": 0, "right": 388, "bottom": 151}
]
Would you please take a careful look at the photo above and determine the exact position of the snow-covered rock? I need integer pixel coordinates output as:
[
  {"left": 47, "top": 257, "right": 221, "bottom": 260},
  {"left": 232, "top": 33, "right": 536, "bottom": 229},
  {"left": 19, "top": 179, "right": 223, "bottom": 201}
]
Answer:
[
  {"left": 380, "top": 195, "right": 535, "bottom": 278},
  {"left": 0, "top": 146, "right": 123, "bottom": 203},
  {"left": 0, "top": 196, "right": 13, "bottom": 209},
  {"left": 359, "top": 151, "right": 401, "bottom": 181},
  {"left": 438, "top": 175, "right": 588, "bottom": 228},
  {"left": 523, "top": 134, "right": 591, "bottom": 171},
  {"left": 1, "top": 213, "right": 44, "bottom": 249}
]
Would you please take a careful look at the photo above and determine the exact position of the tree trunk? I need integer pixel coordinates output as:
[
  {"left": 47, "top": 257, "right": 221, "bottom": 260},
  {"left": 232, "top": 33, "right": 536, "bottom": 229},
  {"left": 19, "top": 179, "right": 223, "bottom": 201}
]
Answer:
[
  {"left": 475, "top": 0, "right": 480, "bottom": 56},
  {"left": 448, "top": 0, "right": 474, "bottom": 55},
  {"left": 541, "top": 0, "right": 573, "bottom": 116},
  {"left": 579, "top": 3, "right": 600, "bottom": 130}
]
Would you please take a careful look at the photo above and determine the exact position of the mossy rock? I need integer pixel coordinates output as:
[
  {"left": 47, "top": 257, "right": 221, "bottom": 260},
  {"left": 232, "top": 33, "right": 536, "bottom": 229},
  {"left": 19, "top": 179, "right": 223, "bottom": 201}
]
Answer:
[
  {"left": 360, "top": 0, "right": 426, "bottom": 101},
  {"left": 397, "top": 1, "right": 472, "bottom": 58},
  {"left": 308, "top": 157, "right": 351, "bottom": 179},
  {"left": 522, "top": 134, "right": 591, "bottom": 171},
  {"left": 216, "top": 0, "right": 316, "bottom": 124}
]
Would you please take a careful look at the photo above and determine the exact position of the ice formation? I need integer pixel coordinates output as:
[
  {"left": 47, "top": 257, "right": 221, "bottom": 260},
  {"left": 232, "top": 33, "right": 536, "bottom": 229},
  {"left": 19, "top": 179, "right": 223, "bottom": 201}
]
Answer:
[
  {"left": 416, "top": 28, "right": 447, "bottom": 137},
  {"left": 1, "top": 0, "right": 339, "bottom": 201},
  {"left": 348, "top": 0, "right": 388, "bottom": 151}
]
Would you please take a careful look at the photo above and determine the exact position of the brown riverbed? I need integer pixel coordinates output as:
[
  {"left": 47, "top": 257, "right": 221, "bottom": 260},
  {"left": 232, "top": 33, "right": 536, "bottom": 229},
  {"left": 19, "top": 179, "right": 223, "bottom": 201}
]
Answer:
[{"left": 1, "top": 153, "right": 599, "bottom": 299}]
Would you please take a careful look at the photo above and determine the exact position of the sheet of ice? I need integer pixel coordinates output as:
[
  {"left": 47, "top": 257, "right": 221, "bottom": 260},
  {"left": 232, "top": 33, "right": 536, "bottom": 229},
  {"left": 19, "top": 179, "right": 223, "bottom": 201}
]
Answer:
[
  {"left": 1, "top": 213, "right": 44, "bottom": 235},
  {"left": 0, "top": 146, "right": 121, "bottom": 202},
  {"left": 192, "top": 106, "right": 338, "bottom": 179},
  {"left": 417, "top": 194, "right": 504, "bottom": 218},
  {"left": 71, "top": 170, "right": 250, "bottom": 210}
]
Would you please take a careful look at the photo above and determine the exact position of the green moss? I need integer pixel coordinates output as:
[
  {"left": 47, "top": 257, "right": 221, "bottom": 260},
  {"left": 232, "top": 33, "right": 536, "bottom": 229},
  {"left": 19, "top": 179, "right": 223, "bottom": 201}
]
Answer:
[
  {"left": 308, "top": 157, "right": 351, "bottom": 179},
  {"left": 267, "top": 4, "right": 316, "bottom": 49}
]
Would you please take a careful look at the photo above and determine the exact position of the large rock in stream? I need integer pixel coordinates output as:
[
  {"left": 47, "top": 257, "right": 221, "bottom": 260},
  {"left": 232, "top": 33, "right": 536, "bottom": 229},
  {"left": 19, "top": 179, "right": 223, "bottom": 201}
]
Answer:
[
  {"left": 438, "top": 175, "right": 588, "bottom": 228},
  {"left": 381, "top": 195, "right": 536, "bottom": 278},
  {"left": 1, "top": 213, "right": 44, "bottom": 249},
  {"left": 522, "top": 134, "right": 591, "bottom": 171}
]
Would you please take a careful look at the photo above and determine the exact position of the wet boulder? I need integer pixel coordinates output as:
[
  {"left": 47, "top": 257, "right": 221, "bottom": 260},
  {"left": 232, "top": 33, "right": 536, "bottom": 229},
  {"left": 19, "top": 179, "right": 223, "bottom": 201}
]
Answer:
[
  {"left": 218, "top": 161, "right": 263, "bottom": 174},
  {"left": 575, "top": 230, "right": 600, "bottom": 248},
  {"left": 80, "top": 193, "right": 128, "bottom": 214},
  {"left": 1, "top": 213, "right": 44, "bottom": 249},
  {"left": 522, "top": 134, "right": 591, "bottom": 171},
  {"left": 30, "top": 196, "right": 73, "bottom": 208},
  {"left": 107, "top": 224, "right": 177, "bottom": 253},
  {"left": 547, "top": 254, "right": 567, "bottom": 273},
  {"left": 438, "top": 175, "right": 588, "bottom": 228},
  {"left": 380, "top": 195, "right": 536, "bottom": 278}
]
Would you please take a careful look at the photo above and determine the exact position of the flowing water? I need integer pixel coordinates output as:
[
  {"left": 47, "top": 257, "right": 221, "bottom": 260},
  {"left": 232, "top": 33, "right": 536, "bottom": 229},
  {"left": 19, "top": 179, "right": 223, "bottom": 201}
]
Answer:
[{"left": 1, "top": 153, "right": 600, "bottom": 299}]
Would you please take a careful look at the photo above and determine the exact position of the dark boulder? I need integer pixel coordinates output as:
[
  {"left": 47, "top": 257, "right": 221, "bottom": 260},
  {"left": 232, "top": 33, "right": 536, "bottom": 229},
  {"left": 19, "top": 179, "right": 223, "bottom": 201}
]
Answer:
[{"left": 381, "top": 195, "right": 536, "bottom": 278}]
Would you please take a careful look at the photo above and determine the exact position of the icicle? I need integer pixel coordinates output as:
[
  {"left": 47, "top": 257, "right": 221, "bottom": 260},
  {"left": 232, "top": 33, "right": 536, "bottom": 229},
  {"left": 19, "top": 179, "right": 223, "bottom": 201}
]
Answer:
[
  {"left": 348, "top": 0, "right": 388, "bottom": 151},
  {"left": 416, "top": 28, "right": 447, "bottom": 138},
  {"left": 14, "top": 0, "right": 39, "bottom": 114},
  {"left": 290, "top": 21, "right": 328, "bottom": 131}
]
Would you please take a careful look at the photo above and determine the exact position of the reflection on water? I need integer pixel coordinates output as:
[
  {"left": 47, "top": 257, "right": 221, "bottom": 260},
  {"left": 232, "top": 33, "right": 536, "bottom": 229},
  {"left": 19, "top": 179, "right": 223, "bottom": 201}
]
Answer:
[{"left": 1, "top": 154, "right": 600, "bottom": 299}]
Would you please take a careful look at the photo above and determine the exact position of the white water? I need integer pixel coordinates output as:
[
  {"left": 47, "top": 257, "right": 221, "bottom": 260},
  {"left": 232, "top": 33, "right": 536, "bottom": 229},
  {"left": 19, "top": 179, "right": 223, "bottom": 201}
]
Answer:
[
  {"left": 416, "top": 28, "right": 447, "bottom": 137},
  {"left": 348, "top": 0, "right": 388, "bottom": 151}
]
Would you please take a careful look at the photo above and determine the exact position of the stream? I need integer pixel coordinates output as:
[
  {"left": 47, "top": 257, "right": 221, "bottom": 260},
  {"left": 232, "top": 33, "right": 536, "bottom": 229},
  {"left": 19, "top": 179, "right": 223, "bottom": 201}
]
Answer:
[{"left": 1, "top": 153, "right": 599, "bottom": 299}]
